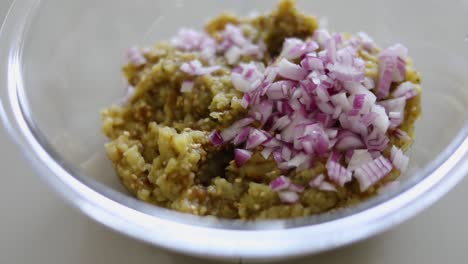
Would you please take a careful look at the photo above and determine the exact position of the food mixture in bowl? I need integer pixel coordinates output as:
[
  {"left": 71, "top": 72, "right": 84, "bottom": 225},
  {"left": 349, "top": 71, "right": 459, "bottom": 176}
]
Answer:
[{"left": 101, "top": 0, "right": 421, "bottom": 219}]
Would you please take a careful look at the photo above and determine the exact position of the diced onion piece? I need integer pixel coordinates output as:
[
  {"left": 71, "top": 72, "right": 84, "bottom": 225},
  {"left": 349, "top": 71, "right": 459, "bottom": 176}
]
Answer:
[
  {"left": 326, "top": 152, "right": 352, "bottom": 186},
  {"left": 352, "top": 94, "right": 366, "bottom": 110},
  {"left": 271, "top": 115, "right": 291, "bottom": 131},
  {"left": 270, "top": 175, "right": 291, "bottom": 191},
  {"left": 309, "top": 174, "right": 325, "bottom": 187},
  {"left": 354, "top": 155, "right": 393, "bottom": 191},
  {"left": 393, "top": 81, "right": 418, "bottom": 99},
  {"left": 181, "top": 60, "right": 220, "bottom": 76},
  {"left": 280, "top": 38, "right": 307, "bottom": 60},
  {"left": 334, "top": 131, "right": 365, "bottom": 151},
  {"left": 220, "top": 118, "right": 254, "bottom": 142},
  {"left": 318, "top": 181, "right": 337, "bottom": 192},
  {"left": 371, "top": 104, "right": 390, "bottom": 134},
  {"left": 120, "top": 86, "right": 135, "bottom": 105},
  {"left": 301, "top": 55, "right": 324, "bottom": 71},
  {"left": 390, "top": 146, "right": 409, "bottom": 172},
  {"left": 364, "top": 128, "right": 389, "bottom": 151},
  {"left": 232, "top": 127, "right": 251, "bottom": 145},
  {"left": 348, "top": 149, "right": 373, "bottom": 171},
  {"left": 286, "top": 152, "right": 310, "bottom": 169},
  {"left": 288, "top": 183, "right": 305, "bottom": 193},
  {"left": 232, "top": 72, "right": 257, "bottom": 92},
  {"left": 127, "top": 46, "right": 147, "bottom": 66},
  {"left": 327, "top": 63, "right": 365, "bottom": 82},
  {"left": 377, "top": 44, "right": 407, "bottom": 98},
  {"left": 330, "top": 92, "right": 352, "bottom": 111},
  {"left": 363, "top": 77, "right": 375, "bottom": 89},
  {"left": 278, "top": 191, "right": 300, "bottom": 204},
  {"left": 225, "top": 46, "right": 242, "bottom": 65},
  {"left": 245, "top": 129, "right": 268, "bottom": 149},
  {"left": 234, "top": 149, "right": 252, "bottom": 167},
  {"left": 261, "top": 147, "right": 274, "bottom": 159},
  {"left": 180, "top": 81, "right": 194, "bottom": 93},
  {"left": 277, "top": 58, "right": 308, "bottom": 81},
  {"left": 208, "top": 130, "right": 224, "bottom": 146},
  {"left": 357, "top": 32, "right": 376, "bottom": 51}
]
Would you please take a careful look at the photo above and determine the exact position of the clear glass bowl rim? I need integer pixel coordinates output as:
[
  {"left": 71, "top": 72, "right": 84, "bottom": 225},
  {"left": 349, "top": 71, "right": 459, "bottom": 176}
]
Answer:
[{"left": 1, "top": 0, "right": 467, "bottom": 260}]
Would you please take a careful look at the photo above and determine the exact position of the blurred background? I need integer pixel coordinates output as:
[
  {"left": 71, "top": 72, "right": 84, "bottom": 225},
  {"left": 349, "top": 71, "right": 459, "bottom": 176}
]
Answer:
[{"left": 0, "top": 1, "right": 467, "bottom": 263}]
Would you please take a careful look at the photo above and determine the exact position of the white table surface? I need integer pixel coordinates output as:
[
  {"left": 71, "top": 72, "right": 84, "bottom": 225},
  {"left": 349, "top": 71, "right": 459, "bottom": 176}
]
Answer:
[{"left": 1, "top": 2, "right": 467, "bottom": 263}]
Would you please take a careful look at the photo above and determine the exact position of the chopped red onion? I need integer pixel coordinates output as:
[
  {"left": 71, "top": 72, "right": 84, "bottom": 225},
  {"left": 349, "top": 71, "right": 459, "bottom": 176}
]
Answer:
[
  {"left": 379, "top": 97, "right": 406, "bottom": 128},
  {"left": 171, "top": 28, "right": 217, "bottom": 61},
  {"left": 241, "top": 94, "right": 251, "bottom": 108},
  {"left": 357, "top": 32, "right": 376, "bottom": 51},
  {"left": 318, "top": 181, "right": 338, "bottom": 192},
  {"left": 314, "top": 29, "right": 332, "bottom": 47},
  {"left": 325, "top": 128, "right": 338, "bottom": 139},
  {"left": 354, "top": 155, "right": 393, "bottom": 191},
  {"left": 208, "top": 130, "right": 224, "bottom": 146},
  {"left": 261, "top": 147, "right": 274, "bottom": 159},
  {"left": 127, "top": 46, "right": 147, "bottom": 66},
  {"left": 379, "top": 97, "right": 406, "bottom": 114},
  {"left": 277, "top": 58, "right": 308, "bottom": 81},
  {"left": 232, "top": 73, "right": 256, "bottom": 93},
  {"left": 361, "top": 112, "right": 378, "bottom": 127},
  {"left": 317, "top": 102, "right": 335, "bottom": 115},
  {"left": 388, "top": 111, "right": 402, "bottom": 119},
  {"left": 273, "top": 150, "right": 284, "bottom": 163},
  {"left": 234, "top": 149, "right": 252, "bottom": 167},
  {"left": 288, "top": 183, "right": 305, "bottom": 193},
  {"left": 301, "top": 55, "right": 324, "bottom": 71},
  {"left": 270, "top": 175, "right": 291, "bottom": 191},
  {"left": 281, "top": 146, "right": 292, "bottom": 161},
  {"left": 316, "top": 85, "right": 330, "bottom": 102},
  {"left": 232, "top": 127, "right": 251, "bottom": 145},
  {"left": 268, "top": 81, "right": 295, "bottom": 100},
  {"left": 390, "top": 146, "right": 409, "bottom": 172},
  {"left": 377, "top": 56, "right": 396, "bottom": 99},
  {"left": 219, "top": 24, "right": 265, "bottom": 63},
  {"left": 286, "top": 152, "right": 311, "bottom": 169},
  {"left": 335, "top": 131, "right": 365, "bottom": 151},
  {"left": 353, "top": 94, "right": 366, "bottom": 109},
  {"left": 220, "top": 117, "right": 254, "bottom": 142},
  {"left": 120, "top": 85, "right": 135, "bottom": 105},
  {"left": 225, "top": 46, "right": 242, "bottom": 65},
  {"left": 327, "top": 63, "right": 365, "bottom": 82},
  {"left": 245, "top": 129, "right": 268, "bottom": 149},
  {"left": 347, "top": 149, "right": 372, "bottom": 171},
  {"left": 263, "top": 137, "right": 282, "bottom": 148},
  {"left": 371, "top": 104, "right": 390, "bottom": 134},
  {"left": 326, "top": 153, "right": 352, "bottom": 186},
  {"left": 181, "top": 60, "right": 221, "bottom": 76},
  {"left": 363, "top": 77, "right": 375, "bottom": 89},
  {"left": 180, "top": 81, "right": 194, "bottom": 93},
  {"left": 364, "top": 128, "right": 389, "bottom": 151},
  {"left": 278, "top": 191, "right": 300, "bottom": 204},
  {"left": 309, "top": 174, "right": 325, "bottom": 187},
  {"left": 377, "top": 44, "right": 408, "bottom": 98},
  {"left": 271, "top": 115, "right": 291, "bottom": 131},
  {"left": 393, "top": 81, "right": 418, "bottom": 99},
  {"left": 281, "top": 38, "right": 307, "bottom": 60},
  {"left": 331, "top": 92, "right": 352, "bottom": 111}
]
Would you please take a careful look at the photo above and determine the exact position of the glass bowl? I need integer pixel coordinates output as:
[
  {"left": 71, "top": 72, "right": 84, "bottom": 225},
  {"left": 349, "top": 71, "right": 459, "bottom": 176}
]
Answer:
[{"left": 1, "top": 0, "right": 467, "bottom": 261}]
